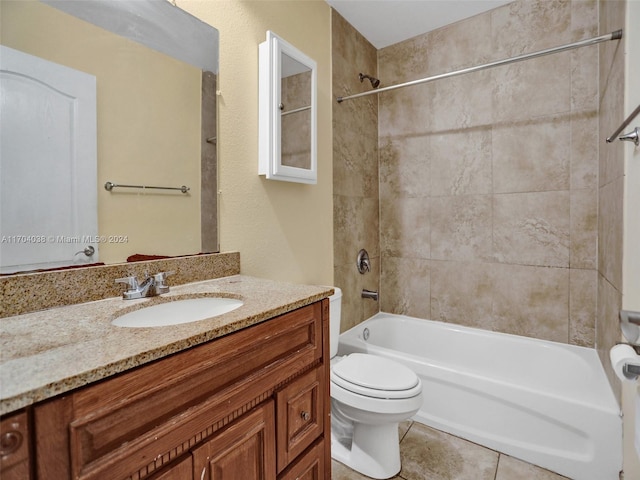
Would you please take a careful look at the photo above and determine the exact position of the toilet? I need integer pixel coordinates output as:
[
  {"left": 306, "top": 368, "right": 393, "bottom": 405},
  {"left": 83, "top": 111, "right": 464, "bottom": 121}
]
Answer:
[{"left": 329, "top": 288, "right": 423, "bottom": 479}]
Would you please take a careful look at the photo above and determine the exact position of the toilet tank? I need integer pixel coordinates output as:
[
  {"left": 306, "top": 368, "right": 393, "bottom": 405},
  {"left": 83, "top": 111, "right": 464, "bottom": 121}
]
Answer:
[{"left": 329, "top": 287, "right": 342, "bottom": 358}]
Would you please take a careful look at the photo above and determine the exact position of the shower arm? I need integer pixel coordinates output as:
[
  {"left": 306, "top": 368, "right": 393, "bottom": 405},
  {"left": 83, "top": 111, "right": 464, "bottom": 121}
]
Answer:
[{"left": 337, "top": 30, "right": 623, "bottom": 103}]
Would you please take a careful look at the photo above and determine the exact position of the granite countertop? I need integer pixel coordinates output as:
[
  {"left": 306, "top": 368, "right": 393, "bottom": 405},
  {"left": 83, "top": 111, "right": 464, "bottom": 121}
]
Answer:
[{"left": 0, "top": 275, "right": 333, "bottom": 416}]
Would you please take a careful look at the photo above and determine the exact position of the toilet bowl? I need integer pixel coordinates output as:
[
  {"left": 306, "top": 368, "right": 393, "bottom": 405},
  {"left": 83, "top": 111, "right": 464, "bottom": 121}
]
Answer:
[{"left": 329, "top": 288, "right": 423, "bottom": 479}]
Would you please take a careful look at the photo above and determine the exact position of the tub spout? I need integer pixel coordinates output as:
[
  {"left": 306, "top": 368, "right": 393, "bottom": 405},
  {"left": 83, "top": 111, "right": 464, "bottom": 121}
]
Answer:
[{"left": 362, "top": 289, "right": 379, "bottom": 301}]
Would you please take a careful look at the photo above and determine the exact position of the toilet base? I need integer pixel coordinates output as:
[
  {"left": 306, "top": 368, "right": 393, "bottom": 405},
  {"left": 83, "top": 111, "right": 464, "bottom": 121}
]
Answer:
[{"left": 331, "top": 421, "right": 401, "bottom": 479}]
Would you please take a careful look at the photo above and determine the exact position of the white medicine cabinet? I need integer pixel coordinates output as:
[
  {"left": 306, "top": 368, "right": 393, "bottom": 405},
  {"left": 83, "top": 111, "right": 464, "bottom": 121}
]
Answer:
[{"left": 259, "top": 31, "right": 317, "bottom": 184}]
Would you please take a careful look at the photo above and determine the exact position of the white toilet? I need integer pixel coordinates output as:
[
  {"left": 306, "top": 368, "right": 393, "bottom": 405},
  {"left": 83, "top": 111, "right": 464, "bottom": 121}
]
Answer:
[{"left": 329, "top": 288, "right": 423, "bottom": 479}]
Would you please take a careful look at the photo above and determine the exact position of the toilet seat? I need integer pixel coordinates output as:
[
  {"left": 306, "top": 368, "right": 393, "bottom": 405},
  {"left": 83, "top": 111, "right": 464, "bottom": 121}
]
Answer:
[{"left": 331, "top": 353, "right": 421, "bottom": 399}]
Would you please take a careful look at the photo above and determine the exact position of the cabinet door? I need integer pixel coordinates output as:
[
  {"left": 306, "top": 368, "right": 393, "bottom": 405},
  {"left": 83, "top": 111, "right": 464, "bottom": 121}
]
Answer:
[
  {"left": 278, "top": 440, "right": 324, "bottom": 480},
  {"left": 148, "top": 456, "right": 193, "bottom": 480},
  {"left": 193, "top": 400, "right": 276, "bottom": 480},
  {"left": 0, "top": 411, "right": 31, "bottom": 480}
]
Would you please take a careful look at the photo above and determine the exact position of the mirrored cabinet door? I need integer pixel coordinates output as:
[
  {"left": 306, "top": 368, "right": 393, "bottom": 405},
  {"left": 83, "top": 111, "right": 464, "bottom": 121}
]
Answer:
[{"left": 259, "top": 31, "right": 317, "bottom": 184}]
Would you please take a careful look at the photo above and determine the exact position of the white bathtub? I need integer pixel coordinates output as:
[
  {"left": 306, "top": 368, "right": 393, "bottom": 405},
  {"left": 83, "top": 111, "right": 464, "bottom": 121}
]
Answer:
[{"left": 336, "top": 312, "right": 622, "bottom": 480}]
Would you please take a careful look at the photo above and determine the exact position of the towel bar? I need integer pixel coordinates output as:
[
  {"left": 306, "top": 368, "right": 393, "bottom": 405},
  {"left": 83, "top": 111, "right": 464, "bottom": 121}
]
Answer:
[{"left": 104, "top": 181, "right": 190, "bottom": 194}]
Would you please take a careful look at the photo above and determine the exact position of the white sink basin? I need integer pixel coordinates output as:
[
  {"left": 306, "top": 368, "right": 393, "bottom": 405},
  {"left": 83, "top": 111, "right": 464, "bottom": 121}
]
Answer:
[{"left": 112, "top": 297, "right": 243, "bottom": 328}]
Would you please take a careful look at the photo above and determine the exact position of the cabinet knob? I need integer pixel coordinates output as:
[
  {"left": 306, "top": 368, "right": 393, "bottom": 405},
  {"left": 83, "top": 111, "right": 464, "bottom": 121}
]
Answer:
[
  {"left": 0, "top": 430, "right": 23, "bottom": 456},
  {"left": 300, "top": 411, "right": 310, "bottom": 421}
]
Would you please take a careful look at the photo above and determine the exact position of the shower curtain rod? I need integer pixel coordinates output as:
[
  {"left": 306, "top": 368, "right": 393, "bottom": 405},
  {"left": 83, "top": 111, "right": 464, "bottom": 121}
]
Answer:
[{"left": 336, "top": 30, "right": 623, "bottom": 103}]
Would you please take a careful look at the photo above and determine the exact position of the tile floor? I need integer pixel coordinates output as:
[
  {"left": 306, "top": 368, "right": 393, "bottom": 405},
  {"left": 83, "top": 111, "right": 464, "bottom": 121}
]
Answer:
[{"left": 331, "top": 421, "right": 570, "bottom": 480}]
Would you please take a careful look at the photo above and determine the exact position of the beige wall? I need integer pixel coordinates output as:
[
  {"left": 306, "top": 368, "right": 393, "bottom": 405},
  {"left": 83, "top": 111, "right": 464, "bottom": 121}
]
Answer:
[
  {"left": 1, "top": 0, "right": 202, "bottom": 263},
  {"left": 372, "top": 0, "right": 599, "bottom": 346},
  {"left": 598, "top": 0, "right": 627, "bottom": 398},
  {"left": 331, "top": 1, "right": 604, "bottom": 341},
  {"left": 179, "top": 0, "right": 333, "bottom": 286},
  {"left": 621, "top": 0, "right": 640, "bottom": 475},
  {"left": 622, "top": 2, "right": 640, "bottom": 326},
  {"left": 331, "top": 10, "right": 380, "bottom": 332}
]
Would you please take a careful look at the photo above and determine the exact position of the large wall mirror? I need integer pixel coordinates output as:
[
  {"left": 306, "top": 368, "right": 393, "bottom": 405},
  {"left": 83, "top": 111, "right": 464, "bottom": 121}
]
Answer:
[
  {"left": 0, "top": 0, "right": 219, "bottom": 274},
  {"left": 258, "top": 31, "right": 317, "bottom": 184}
]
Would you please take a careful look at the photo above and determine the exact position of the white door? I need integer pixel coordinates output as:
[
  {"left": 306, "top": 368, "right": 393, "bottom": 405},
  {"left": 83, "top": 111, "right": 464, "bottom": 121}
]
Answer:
[{"left": 0, "top": 45, "right": 97, "bottom": 273}]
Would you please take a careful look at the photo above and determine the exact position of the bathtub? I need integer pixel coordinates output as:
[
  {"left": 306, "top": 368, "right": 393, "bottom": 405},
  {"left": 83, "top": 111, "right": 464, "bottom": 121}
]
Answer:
[{"left": 336, "top": 312, "right": 622, "bottom": 480}]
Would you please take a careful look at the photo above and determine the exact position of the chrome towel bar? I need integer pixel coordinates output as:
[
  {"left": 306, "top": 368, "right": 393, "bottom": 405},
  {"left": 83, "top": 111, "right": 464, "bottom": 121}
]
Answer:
[
  {"left": 104, "top": 181, "right": 190, "bottom": 194},
  {"left": 607, "top": 104, "right": 640, "bottom": 144},
  {"left": 279, "top": 104, "right": 311, "bottom": 116}
]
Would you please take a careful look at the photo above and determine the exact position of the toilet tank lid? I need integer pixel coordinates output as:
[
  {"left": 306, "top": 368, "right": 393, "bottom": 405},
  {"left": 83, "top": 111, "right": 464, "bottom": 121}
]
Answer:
[{"left": 332, "top": 353, "right": 419, "bottom": 392}]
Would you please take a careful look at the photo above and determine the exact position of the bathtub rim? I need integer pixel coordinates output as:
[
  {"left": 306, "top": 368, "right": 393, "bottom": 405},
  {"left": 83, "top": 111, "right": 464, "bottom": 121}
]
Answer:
[{"left": 339, "top": 311, "right": 620, "bottom": 412}]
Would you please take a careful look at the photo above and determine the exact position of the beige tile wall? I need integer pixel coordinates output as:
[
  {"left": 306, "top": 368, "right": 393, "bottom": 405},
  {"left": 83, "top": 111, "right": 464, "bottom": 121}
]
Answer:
[
  {"left": 598, "top": 0, "right": 626, "bottom": 401},
  {"left": 332, "top": 10, "right": 380, "bottom": 332},
  {"left": 332, "top": 0, "right": 614, "bottom": 347},
  {"left": 376, "top": 0, "right": 601, "bottom": 346}
]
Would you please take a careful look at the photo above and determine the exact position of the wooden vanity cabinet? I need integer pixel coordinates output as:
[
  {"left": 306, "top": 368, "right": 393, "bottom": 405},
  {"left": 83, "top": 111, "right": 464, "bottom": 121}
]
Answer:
[{"left": 26, "top": 300, "right": 330, "bottom": 480}]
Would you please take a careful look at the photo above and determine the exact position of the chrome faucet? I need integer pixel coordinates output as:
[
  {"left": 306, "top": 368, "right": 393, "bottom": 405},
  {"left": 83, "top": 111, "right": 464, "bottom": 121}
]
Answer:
[
  {"left": 361, "top": 289, "right": 379, "bottom": 301},
  {"left": 115, "top": 271, "right": 174, "bottom": 299}
]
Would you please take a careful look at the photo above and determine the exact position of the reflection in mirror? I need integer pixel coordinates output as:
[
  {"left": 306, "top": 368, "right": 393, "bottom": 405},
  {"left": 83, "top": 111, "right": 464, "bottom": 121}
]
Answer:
[
  {"left": 0, "top": 0, "right": 219, "bottom": 274},
  {"left": 281, "top": 54, "right": 312, "bottom": 170},
  {"left": 259, "top": 31, "right": 317, "bottom": 184}
]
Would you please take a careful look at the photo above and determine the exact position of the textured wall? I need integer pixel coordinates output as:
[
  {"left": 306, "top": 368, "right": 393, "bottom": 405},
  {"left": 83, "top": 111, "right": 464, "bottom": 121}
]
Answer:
[
  {"left": 597, "top": 0, "right": 626, "bottom": 401},
  {"left": 179, "top": 0, "right": 334, "bottom": 286},
  {"left": 332, "top": 0, "right": 609, "bottom": 345},
  {"left": 332, "top": 10, "right": 380, "bottom": 332},
  {"left": 375, "top": 0, "right": 601, "bottom": 346}
]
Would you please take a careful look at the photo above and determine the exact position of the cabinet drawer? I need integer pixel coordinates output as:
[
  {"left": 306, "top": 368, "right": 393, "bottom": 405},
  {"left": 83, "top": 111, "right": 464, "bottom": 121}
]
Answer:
[
  {"left": 276, "top": 366, "right": 324, "bottom": 473},
  {"left": 278, "top": 439, "right": 325, "bottom": 480},
  {"left": 0, "top": 411, "right": 31, "bottom": 480}
]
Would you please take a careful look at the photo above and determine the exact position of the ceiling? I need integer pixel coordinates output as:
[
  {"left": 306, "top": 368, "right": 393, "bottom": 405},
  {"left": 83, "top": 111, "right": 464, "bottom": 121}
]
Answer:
[{"left": 325, "top": 0, "right": 512, "bottom": 49}]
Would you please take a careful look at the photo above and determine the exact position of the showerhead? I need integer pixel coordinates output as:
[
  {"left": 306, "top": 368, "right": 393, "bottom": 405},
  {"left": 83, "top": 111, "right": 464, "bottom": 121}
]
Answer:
[{"left": 359, "top": 73, "right": 380, "bottom": 89}]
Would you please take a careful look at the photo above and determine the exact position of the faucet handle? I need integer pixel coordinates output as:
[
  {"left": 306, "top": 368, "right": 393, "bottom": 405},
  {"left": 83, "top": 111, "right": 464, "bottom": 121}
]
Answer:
[
  {"left": 356, "top": 249, "right": 371, "bottom": 274},
  {"left": 115, "top": 276, "right": 139, "bottom": 290},
  {"left": 153, "top": 271, "right": 175, "bottom": 294},
  {"left": 153, "top": 271, "right": 175, "bottom": 282}
]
